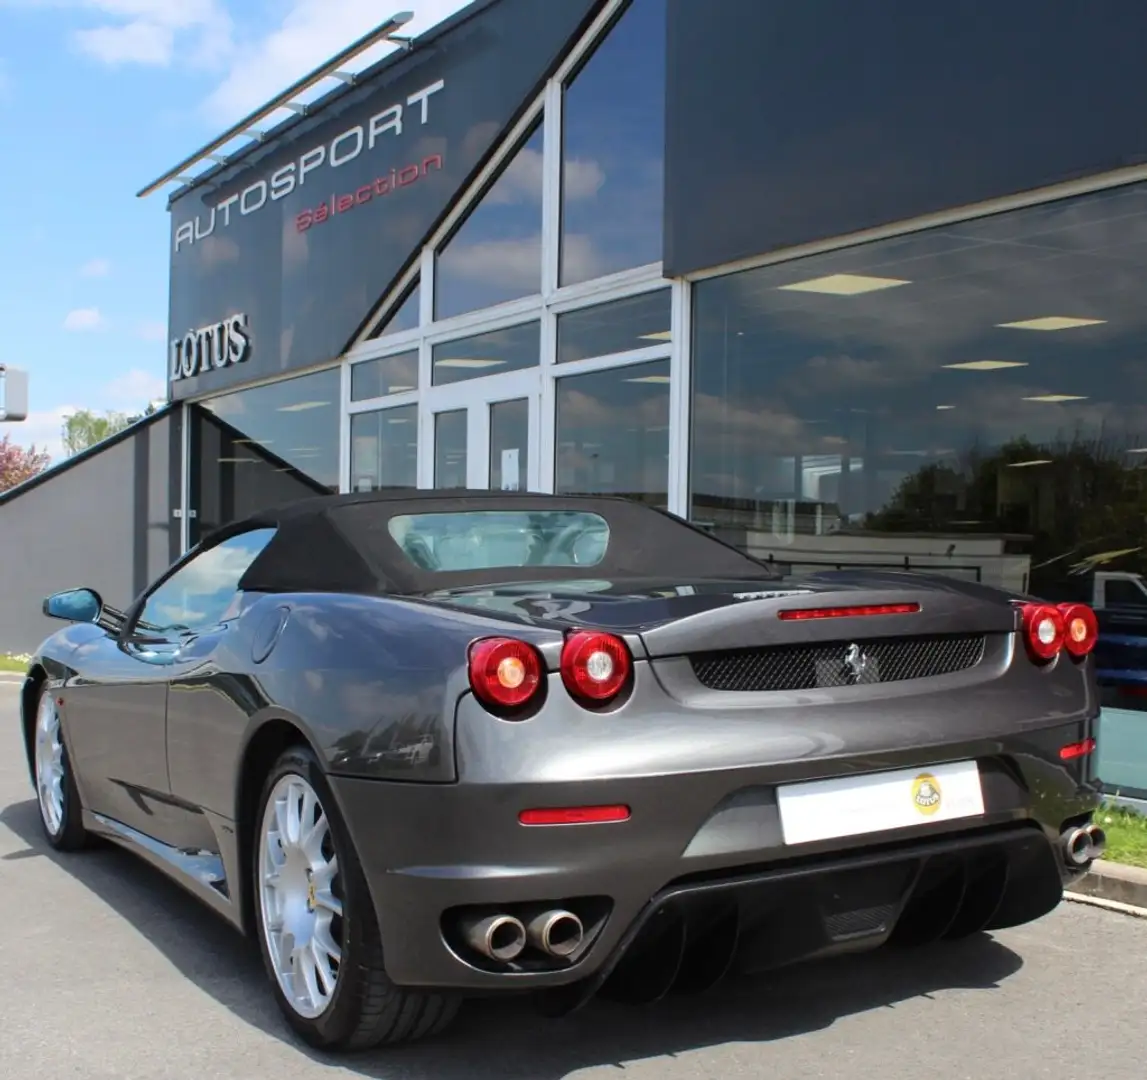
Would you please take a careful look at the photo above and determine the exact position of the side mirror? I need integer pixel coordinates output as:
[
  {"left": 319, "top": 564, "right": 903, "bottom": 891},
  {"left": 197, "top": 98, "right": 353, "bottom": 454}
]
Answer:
[{"left": 43, "top": 588, "right": 104, "bottom": 624}]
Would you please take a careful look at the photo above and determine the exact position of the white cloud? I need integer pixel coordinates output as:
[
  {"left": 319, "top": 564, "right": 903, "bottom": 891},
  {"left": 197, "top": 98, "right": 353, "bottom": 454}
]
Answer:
[
  {"left": 71, "top": 0, "right": 233, "bottom": 68},
  {"left": 0, "top": 0, "right": 234, "bottom": 68},
  {"left": 63, "top": 307, "right": 105, "bottom": 332},
  {"left": 202, "top": 0, "right": 470, "bottom": 126},
  {"left": 76, "top": 19, "right": 171, "bottom": 64},
  {"left": 136, "top": 319, "right": 168, "bottom": 342},
  {"left": 104, "top": 367, "right": 166, "bottom": 407},
  {"left": 79, "top": 257, "right": 111, "bottom": 278},
  {"left": 482, "top": 150, "right": 606, "bottom": 207},
  {"left": 3, "top": 2, "right": 472, "bottom": 122}
]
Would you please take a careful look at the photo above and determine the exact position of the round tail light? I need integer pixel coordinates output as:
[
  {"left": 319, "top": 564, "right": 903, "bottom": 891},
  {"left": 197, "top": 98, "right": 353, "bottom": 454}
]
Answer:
[
  {"left": 1058, "top": 602, "right": 1099, "bottom": 657},
  {"left": 1020, "top": 602, "right": 1065, "bottom": 661},
  {"left": 560, "top": 631, "right": 632, "bottom": 704},
  {"left": 468, "top": 637, "right": 543, "bottom": 710}
]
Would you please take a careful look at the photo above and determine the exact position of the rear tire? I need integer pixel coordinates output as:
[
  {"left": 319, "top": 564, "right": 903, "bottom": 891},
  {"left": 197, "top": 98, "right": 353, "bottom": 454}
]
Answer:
[
  {"left": 32, "top": 687, "right": 88, "bottom": 852},
  {"left": 251, "top": 744, "right": 459, "bottom": 1052}
]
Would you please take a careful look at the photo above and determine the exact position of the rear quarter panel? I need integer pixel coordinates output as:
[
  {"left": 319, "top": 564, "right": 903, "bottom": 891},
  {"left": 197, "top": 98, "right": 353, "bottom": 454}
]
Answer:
[{"left": 165, "top": 592, "right": 563, "bottom": 819}]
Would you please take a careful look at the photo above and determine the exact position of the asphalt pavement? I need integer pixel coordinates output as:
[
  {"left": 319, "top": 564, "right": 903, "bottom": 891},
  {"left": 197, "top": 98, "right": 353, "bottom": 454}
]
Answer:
[{"left": 2, "top": 679, "right": 1145, "bottom": 1080}]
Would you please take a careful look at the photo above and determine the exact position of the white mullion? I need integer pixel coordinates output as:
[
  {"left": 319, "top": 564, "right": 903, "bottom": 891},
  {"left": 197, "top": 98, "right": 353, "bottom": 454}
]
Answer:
[
  {"left": 538, "top": 368, "right": 556, "bottom": 494},
  {"left": 179, "top": 401, "right": 191, "bottom": 553},
  {"left": 347, "top": 389, "right": 419, "bottom": 416},
  {"left": 417, "top": 396, "right": 435, "bottom": 489},
  {"left": 548, "top": 262, "right": 665, "bottom": 311},
  {"left": 422, "top": 297, "right": 543, "bottom": 346},
  {"left": 419, "top": 245, "right": 435, "bottom": 328},
  {"left": 345, "top": 326, "right": 422, "bottom": 363},
  {"left": 338, "top": 360, "right": 351, "bottom": 493},
  {"left": 667, "top": 278, "right": 691, "bottom": 518},
  {"left": 552, "top": 343, "right": 670, "bottom": 378},
  {"left": 541, "top": 77, "right": 563, "bottom": 300},
  {"left": 468, "top": 400, "right": 490, "bottom": 489},
  {"left": 417, "top": 330, "right": 434, "bottom": 489}
]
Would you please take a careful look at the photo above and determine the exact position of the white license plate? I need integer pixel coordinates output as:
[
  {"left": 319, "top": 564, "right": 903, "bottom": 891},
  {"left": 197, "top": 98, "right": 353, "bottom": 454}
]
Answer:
[{"left": 777, "top": 760, "right": 985, "bottom": 846}]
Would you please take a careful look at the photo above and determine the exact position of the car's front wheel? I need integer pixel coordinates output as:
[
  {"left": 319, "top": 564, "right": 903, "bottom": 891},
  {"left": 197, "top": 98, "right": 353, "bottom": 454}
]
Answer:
[
  {"left": 32, "top": 687, "right": 88, "bottom": 851},
  {"left": 252, "top": 745, "right": 459, "bottom": 1052}
]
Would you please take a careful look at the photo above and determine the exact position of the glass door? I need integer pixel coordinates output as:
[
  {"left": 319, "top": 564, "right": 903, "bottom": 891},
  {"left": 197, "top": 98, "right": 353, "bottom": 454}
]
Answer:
[{"left": 423, "top": 370, "right": 540, "bottom": 491}]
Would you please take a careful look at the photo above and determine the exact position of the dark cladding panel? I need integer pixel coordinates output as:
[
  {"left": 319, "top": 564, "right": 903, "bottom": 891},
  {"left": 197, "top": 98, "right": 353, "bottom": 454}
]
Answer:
[
  {"left": 167, "top": 0, "right": 601, "bottom": 401},
  {"left": 663, "top": 0, "right": 1147, "bottom": 277}
]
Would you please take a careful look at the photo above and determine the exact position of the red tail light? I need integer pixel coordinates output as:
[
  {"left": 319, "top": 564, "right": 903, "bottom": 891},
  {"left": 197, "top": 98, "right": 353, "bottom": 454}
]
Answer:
[
  {"left": 560, "top": 630, "right": 631, "bottom": 704},
  {"left": 1020, "top": 602, "right": 1065, "bottom": 661},
  {"left": 1016, "top": 601, "right": 1098, "bottom": 663},
  {"left": 468, "top": 637, "right": 543, "bottom": 710},
  {"left": 1058, "top": 602, "right": 1098, "bottom": 657}
]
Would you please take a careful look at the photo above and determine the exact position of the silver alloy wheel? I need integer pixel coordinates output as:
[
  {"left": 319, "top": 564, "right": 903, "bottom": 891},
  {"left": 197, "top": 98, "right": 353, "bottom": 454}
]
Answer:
[
  {"left": 34, "top": 692, "right": 65, "bottom": 836},
  {"left": 257, "top": 773, "right": 344, "bottom": 1020}
]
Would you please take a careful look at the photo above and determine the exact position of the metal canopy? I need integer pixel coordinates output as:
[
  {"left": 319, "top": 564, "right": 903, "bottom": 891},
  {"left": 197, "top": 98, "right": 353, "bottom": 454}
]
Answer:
[{"left": 136, "top": 11, "right": 415, "bottom": 199}]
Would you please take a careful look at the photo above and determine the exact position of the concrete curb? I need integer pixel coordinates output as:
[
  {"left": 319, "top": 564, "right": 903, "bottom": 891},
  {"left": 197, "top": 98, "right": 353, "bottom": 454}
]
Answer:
[
  {"left": 1064, "top": 892, "right": 1147, "bottom": 919},
  {"left": 1065, "top": 859, "right": 1147, "bottom": 912}
]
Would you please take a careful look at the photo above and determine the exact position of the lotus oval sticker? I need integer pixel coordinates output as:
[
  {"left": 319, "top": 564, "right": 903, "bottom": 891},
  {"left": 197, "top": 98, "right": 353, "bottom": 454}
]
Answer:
[{"left": 911, "top": 773, "right": 943, "bottom": 816}]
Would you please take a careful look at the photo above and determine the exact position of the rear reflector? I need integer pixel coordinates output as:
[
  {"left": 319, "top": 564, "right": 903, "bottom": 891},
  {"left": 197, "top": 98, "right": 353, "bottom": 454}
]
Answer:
[
  {"left": 1059, "top": 738, "right": 1097, "bottom": 761},
  {"left": 519, "top": 805, "right": 631, "bottom": 826},
  {"left": 778, "top": 602, "right": 921, "bottom": 621}
]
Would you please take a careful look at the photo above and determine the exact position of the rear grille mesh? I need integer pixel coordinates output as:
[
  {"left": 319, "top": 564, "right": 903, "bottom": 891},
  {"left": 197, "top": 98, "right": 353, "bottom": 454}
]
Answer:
[{"left": 689, "top": 633, "right": 987, "bottom": 693}]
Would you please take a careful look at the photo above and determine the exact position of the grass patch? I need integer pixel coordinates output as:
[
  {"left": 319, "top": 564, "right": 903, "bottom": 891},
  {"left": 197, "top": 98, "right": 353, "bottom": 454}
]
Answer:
[
  {"left": 0, "top": 653, "right": 29, "bottom": 674},
  {"left": 1098, "top": 802, "right": 1147, "bottom": 869}
]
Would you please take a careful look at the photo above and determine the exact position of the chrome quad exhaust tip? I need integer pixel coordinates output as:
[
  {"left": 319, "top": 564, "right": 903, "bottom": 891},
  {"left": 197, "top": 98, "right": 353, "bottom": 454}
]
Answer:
[
  {"left": 1061, "top": 823, "right": 1107, "bottom": 867},
  {"left": 460, "top": 913, "right": 527, "bottom": 962},
  {"left": 525, "top": 909, "right": 585, "bottom": 959}
]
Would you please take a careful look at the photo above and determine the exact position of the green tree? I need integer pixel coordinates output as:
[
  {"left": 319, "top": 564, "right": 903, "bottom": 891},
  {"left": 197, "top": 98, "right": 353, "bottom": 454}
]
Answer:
[
  {"left": 0, "top": 434, "right": 50, "bottom": 492},
  {"left": 126, "top": 401, "right": 160, "bottom": 424},
  {"left": 865, "top": 434, "right": 1147, "bottom": 586},
  {"left": 61, "top": 408, "right": 133, "bottom": 456}
]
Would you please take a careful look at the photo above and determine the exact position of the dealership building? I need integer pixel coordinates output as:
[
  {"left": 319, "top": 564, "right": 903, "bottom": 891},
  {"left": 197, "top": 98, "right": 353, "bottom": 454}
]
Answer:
[{"left": 3, "top": 0, "right": 1147, "bottom": 791}]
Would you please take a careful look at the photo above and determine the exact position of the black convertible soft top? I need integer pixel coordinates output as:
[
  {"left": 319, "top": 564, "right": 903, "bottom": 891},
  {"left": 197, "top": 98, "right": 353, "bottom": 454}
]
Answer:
[{"left": 211, "top": 490, "right": 777, "bottom": 596}]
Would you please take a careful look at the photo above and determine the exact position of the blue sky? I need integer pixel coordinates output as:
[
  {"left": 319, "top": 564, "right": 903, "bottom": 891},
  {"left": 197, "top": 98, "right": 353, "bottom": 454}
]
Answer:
[{"left": 0, "top": 0, "right": 467, "bottom": 462}]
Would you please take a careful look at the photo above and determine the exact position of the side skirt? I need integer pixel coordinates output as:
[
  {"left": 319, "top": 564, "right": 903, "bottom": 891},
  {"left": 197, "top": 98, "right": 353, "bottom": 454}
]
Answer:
[{"left": 82, "top": 810, "right": 245, "bottom": 931}]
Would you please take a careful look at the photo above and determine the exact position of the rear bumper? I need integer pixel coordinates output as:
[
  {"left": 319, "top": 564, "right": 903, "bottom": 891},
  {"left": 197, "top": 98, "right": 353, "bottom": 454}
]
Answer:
[
  {"left": 536, "top": 823, "right": 1065, "bottom": 1011},
  {"left": 329, "top": 726, "right": 1100, "bottom": 994}
]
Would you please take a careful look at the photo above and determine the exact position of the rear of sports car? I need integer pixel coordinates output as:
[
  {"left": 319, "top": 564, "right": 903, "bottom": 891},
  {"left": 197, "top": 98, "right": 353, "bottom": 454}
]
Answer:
[{"left": 333, "top": 577, "right": 1103, "bottom": 1009}]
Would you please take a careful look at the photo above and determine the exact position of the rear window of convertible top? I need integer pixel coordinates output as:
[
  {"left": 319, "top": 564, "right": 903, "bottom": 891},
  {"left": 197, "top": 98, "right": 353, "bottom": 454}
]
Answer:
[{"left": 386, "top": 510, "right": 609, "bottom": 572}]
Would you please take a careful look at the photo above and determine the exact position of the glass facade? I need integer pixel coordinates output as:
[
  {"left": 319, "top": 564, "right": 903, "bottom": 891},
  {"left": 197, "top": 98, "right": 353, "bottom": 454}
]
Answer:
[
  {"left": 687, "top": 180, "right": 1147, "bottom": 797},
  {"left": 556, "top": 289, "right": 671, "bottom": 362},
  {"left": 431, "top": 322, "right": 541, "bottom": 387},
  {"left": 189, "top": 368, "right": 340, "bottom": 545},
  {"left": 373, "top": 282, "right": 420, "bottom": 339},
  {"left": 559, "top": 0, "right": 666, "bottom": 285},
  {"left": 350, "top": 350, "right": 417, "bottom": 401},
  {"left": 435, "top": 124, "right": 545, "bottom": 320},
  {"left": 434, "top": 410, "right": 468, "bottom": 488},
  {"left": 489, "top": 398, "right": 530, "bottom": 491},
  {"left": 689, "top": 182, "right": 1147, "bottom": 597},
  {"left": 350, "top": 404, "right": 417, "bottom": 492},
  {"left": 556, "top": 358, "right": 670, "bottom": 507}
]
